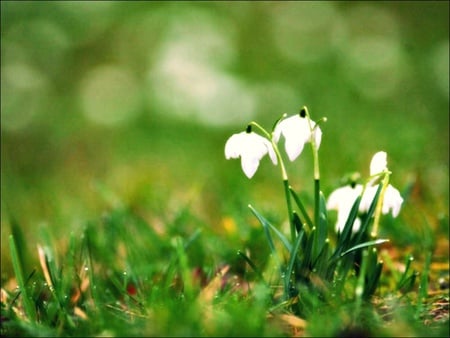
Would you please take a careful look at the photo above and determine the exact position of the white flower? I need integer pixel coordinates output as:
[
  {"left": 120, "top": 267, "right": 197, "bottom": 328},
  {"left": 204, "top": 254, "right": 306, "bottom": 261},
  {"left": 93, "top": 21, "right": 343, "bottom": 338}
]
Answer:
[
  {"left": 273, "top": 113, "right": 322, "bottom": 161},
  {"left": 360, "top": 184, "right": 403, "bottom": 217},
  {"left": 370, "top": 151, "right": 388, "bottom": 176},
  {"left": 225, "top": 130, "right": 277, "bottom": 178},
  {"left": 362, "top": 151, "right": 403, "bottom": 216},
  {"left": 327, "top": 184, "right": 363, "bottom": 232},
  {"left": 328, "top": 151, "right": 404, "bottom": 233}
]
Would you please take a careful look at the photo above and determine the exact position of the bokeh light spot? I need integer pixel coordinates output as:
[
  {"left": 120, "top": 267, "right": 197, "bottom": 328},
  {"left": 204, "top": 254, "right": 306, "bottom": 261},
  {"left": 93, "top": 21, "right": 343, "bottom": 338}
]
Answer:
[
  {"left": 429, "top": 40, "right": 449, "bottom": 99},
  {"left": 1, "top": 63, "right": 50, "bottom": 131},
  {"left": 337, "top": 5, "right": 404, "bottom": 99},
  {"left": 147, "top": 8, "right": 256, "bottom": 127},
  {"left": 79, "top": 65, "right": 141, "bottom": 126},
  {"left": 270, "top": 2, "right": 344, "bottom": 64}
]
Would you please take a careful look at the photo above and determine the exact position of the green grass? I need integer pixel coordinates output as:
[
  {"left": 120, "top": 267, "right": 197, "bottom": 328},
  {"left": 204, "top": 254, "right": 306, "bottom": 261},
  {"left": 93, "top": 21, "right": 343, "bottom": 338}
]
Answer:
[
  {"left": 1, "top": 1, "right": 449, "bottom": 336},
  {"left": 2, "top": 199, "right": 448, "bottom": 337}
]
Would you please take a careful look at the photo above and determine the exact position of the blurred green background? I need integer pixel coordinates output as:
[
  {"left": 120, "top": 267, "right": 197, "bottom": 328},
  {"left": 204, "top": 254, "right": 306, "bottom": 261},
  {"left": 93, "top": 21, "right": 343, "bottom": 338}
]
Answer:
[{"left": 1, "top": 1, "right": 448, "bottom": 275}]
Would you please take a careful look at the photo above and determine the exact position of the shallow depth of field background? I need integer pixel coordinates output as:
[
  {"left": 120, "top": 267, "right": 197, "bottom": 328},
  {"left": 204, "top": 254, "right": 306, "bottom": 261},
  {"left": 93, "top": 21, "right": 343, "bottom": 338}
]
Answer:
[{"left": 1, "top": 1, "right": 448, "bottom": 276}]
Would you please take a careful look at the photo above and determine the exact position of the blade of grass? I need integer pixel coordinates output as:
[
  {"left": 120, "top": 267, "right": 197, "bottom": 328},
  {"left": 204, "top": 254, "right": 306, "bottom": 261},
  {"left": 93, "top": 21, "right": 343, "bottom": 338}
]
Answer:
[
  {"left": 396, "top": 255, "right": 416, "bottom": 292},
  {"left": 415, "top": 251, "right": 432, "bottom": 319},
  {"left": 339, "top": 239, "right": 389, "bottom": 258},
  {"left": 237, "top": 250, "right": 267, "bottom": 285},
  {"left": 267, "top": 221, "right": 292, "bottom": 252},
  {"left": 363, "top": 248, "right": 383, "bottom": 299},
  {"left": 313, "top": 191, "right": 328, "bottom": 261},
  {"left": 353, "top": 184, "right": 382, "bottom": 244},
  {"left": 300, "top": 227, "right": 315, "bottom": 273},
  {"left": 289, "top": 187, "right": 314, "bottom": 230},
  {"left": 284, "top": 230, "right": 305, "bottom": 300},
  {"left": 9, "top": 234, "right": 37, "bottom": 322},
  {"left": 174, "top": 236, "right": 194, "bottom": 299},
  {"left": 353, "top": 249, "right": 369, "bottom": 321},
  {"left": 248, "top": 204, "right": 277, "bottom": 255}
]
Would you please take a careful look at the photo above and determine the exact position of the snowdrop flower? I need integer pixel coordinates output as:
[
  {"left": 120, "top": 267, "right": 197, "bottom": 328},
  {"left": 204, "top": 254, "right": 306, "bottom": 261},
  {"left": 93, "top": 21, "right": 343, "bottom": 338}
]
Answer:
[
  {"left": 273, "top": 110, "right": 322, "bottom": 162},
  {"left": 327, "top": 151, "right": 404, "bottom": 233},
  {"left": 225, "top": 127, "right": 277, "bottom": 178},
  {"left": 362, "top": 151, "right": 403, "bottom": 216},
  {"left": 360, "top": 184, "right": 403, "bottom": 217},
  {"left": 370, "top": 151, "right": 388, "bottom": 176},
  {"left": 327, "top": 183, "right": 363, "bottom": 232}
]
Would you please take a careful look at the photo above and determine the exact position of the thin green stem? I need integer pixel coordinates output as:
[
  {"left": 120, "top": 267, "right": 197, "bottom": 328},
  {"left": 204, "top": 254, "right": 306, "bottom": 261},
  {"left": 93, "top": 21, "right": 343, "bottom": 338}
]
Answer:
[
  {"left": 313, "top": 179, "right": 320, "bottom": 257},
  {"left": 371, "top": 171, "right": 390, "bottom": 239},
  {"left": 284, "top": 179, "right": 296, "bottom": 243},
  {"left": 302, "top": 107, "right": 324, "bottom": 255},
  {"left": 250, "top": 120, "right": 294, "bottom": 242}
]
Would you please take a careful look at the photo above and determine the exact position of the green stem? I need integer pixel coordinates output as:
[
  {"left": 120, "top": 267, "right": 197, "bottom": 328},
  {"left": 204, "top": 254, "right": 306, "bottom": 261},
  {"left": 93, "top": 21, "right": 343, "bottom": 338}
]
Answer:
[
  {"left": 371, "top": 171, "right": 390, "bottom": 239},
  {"left": 284, "top": 179, "right": 296, "bottom": 243},
  {"left": 250, "top": 121, "right": 294, "bottom": 242},
  {"left": 302, "top": 107, "right": 323, "bottom": 256},
  {"left": 313, "top": 178, "right": 320, "bottom": 258}
]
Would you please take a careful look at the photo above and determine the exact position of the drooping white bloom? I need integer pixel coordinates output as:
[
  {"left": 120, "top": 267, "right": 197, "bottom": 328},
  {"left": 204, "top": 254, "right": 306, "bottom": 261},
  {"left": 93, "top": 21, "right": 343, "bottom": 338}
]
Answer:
[
  {"left": 273, "top": 113, "right": 322, "bottom": 161},
  {"left": 328, "top": 151, "right": 404, "bottom": 233},
  {"left": 225, "top": 130, "right": 277, "bottom": 178},
  {"left": 370, "top": 151, "right": 388, "bottom": 176},
  {"left": 327, "top": 184, "right": 363, "bottom": 232},
  {"left": 360, "top": 184, "right": 403, "bottom": 217}
]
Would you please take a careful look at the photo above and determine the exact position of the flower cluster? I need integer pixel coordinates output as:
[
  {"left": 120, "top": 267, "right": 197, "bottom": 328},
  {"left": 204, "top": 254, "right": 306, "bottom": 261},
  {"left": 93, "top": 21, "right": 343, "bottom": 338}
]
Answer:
[
  {"left": 225, "top": 108, "right": 403, "bottom": 234},
  {"left": 327, "top": 151, "right": 403, "bottom": 232},
  {"left": 225, "top": 109, "right": 321, "bottom": 179}
]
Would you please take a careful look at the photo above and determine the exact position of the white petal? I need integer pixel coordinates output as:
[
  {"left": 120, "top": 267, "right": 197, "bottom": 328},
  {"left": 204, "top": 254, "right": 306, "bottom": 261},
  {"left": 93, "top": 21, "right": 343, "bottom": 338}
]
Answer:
[
  {"left": 313, "top": 126, "right": 322, "bottom": 149},
  {"left": 263, "top": 138, "right": 278, "bottom": 165},
  {"left": 224, "top": 132, "right": 244, "bottom": 159},
  {"left": 225, "top": 131, "right": 277, "bottom": 178},
  {"left": 327, "top": 185, "right": 362, "bottom": 210},
  {"left": 245, "top": 133, "right": 270, "bottom": 160},
  {"left": 360, "top": 185, "right": 378, "bottom": 213},
  {"left": 274, "top": 115, "right": 312, "bottom": 161},
  {"left": 327, "top": 186, "right": 347, "bottom": 210},
  {"left": 285, "top": 135, "right": 305, "bottom": 162},
  {"left": 327, "top": 185, "right": 363, "bottom": 233},
  {"left": 370, "top": 151, "right": 388, "bottom": 176},
  {"left": 241, "top": 155, "right": 259, "bottom": 178},
  {"left": 382, "top": 184, "right": 403, "bottom": 217}
]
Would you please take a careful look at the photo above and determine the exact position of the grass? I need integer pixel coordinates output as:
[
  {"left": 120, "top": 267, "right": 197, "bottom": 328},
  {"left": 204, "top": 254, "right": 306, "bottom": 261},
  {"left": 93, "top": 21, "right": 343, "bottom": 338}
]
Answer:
[
  {"left": 1, "top": 1, "right": 449, "bottom": 336},
  {"left": 1, "top": 119, "right": 448, "bottom": 337},
  {"left": 1, "top": 200, "right": 448, "bottom": 337}
]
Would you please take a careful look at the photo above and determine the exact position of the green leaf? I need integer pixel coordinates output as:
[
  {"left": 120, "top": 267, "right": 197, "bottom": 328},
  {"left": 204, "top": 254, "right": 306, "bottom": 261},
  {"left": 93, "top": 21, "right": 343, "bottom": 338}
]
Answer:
[
  {"left": 353, "top": 184, "right": 382, "bottom": 243},
  {"left": 248, "top": 204, "right": 276, "bottom": 255},
  {"left": 313, "top": 239, "right": 330, "bottom": 279},
  {"left": 300, "top": 227, "right": 315, "bottom": 272},
  {"left": 292, "top": 211, "right": 303, "bottom": 234},
  {"left": 9, "top": 235, "right": 37, "bottom": 322},
  {"left": 340, "top": 239, "right": 389, "bottom": 258},
  {"left": 314, "top": 191, "right": 328, "bottom": 260},
  {"left": 237, "top": 250, "right": 266, "bottom": 284},
  {"left": 397, "top": 255, "right": 417, "bottom": 292},
  {"left": 284, "top": 230, "right": 305, "bottom": 298},
  {"left": 267, "top": 221, "right": 292, "bottom": 252},
  {"left": 289, "top": 187, "right": 314, "bottom": 230}
]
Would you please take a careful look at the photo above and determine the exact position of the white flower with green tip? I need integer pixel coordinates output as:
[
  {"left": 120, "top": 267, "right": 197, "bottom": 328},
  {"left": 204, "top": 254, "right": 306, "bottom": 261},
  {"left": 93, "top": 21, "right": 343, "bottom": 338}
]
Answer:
[
  {"left": 273, "top": 111, "right": 322, "bottom": 162},
  {"left": 327, "top": 151, "right": 404, "bottom": 233},
  {"left": 225, "top": 128, "right": 277, "bottom": 179},
  {"left": 327, "top": 184, "right": 363, "bottom": 232}
]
